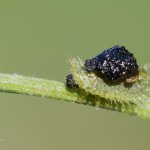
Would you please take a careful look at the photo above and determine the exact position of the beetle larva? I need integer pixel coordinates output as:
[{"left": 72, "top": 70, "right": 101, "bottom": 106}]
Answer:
[{"left": 69, "top": 58, "right": 149, "bottom": 106}]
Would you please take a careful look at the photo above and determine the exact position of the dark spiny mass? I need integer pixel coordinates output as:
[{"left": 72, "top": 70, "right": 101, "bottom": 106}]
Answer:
[
  {"left": 66, "top": 74, "right": 79, "bottom": 89},
  {"left": 84, "top": 45, "right": 139, "bottom": 82}
]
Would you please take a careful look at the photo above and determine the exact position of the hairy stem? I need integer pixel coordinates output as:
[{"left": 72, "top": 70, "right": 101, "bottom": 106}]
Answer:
[
  {"left": 0, "top": 73, "right": 149, "bottom": 119},
  {"left": 0, "top": 73, "right": 78, "bottom": 102}
]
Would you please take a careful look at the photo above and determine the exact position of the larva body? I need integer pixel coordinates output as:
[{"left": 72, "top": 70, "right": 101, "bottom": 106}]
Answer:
[
  {"left": 70, "top": 58, "right": 150, "bottom": 105},
  {"left": 66, "top": 46, "right": 150, "bottom": 106}
]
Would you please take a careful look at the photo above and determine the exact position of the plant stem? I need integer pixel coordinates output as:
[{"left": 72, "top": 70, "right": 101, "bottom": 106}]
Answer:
[
  {"left": 0, "top": 73, "right": 149, "bottom": 119},
  {"left": 0, "top": 73, "right": 78, "bottom": 102}
]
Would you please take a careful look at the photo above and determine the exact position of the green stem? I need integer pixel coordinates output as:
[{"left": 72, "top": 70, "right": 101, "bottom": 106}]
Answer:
[
  {"left": 0, "top": 73, "right": 78, "bottom": 102},
  {"left": 0, "top": 73, "right": 149, "bottom": 119}
]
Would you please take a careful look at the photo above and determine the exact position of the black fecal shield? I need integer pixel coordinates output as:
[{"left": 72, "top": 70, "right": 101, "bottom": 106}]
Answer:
[{"left": 84, "top": 45, "right": 139, "bottom": 82}]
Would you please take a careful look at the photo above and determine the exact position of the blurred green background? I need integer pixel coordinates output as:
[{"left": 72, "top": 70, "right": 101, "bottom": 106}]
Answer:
[{"left": 0, "top": 0, "right": 149, "bottom": 150}]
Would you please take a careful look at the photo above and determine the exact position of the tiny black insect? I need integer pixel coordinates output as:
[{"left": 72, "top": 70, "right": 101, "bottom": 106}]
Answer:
[
  {"left": 66, "top": 74, "right": 79, "bottom": 89},
  {"left": 84, "top": 45, "right": 139, "bottom": 82}
]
